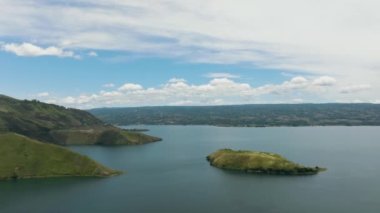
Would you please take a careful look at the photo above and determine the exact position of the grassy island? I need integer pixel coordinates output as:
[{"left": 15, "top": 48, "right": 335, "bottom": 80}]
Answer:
[
  {"left": 0, "top": 133, "right": 121, "bottom": 180},
  {"left": 207, "top": 149, "right": 326, "bottom": 175}
]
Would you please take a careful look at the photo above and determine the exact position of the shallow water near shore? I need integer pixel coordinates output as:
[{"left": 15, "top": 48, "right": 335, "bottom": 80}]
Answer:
[{"left": 1, "top": 126, "right": 380, "bottom": 213}]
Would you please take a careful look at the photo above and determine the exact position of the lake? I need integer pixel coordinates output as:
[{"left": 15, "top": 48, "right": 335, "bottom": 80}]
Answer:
[{"left": 1, "top": 126, "right": 380, "bottom": 213}]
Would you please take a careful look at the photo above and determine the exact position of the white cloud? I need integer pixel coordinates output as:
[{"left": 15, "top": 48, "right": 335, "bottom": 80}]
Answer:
[
  {"left": 168, "top": 78, "right": 186, "bottom": 84},
  {"left": 1, "top": 42, "right": 79, "bottom": 58},
  {"left": 118, "top": 83, "right": 143, "bottom": 91},
  {"left": 312, "top": 76, "right": 337, "bottom": 86},
  {"left": 102, "top": 83, "right": 115, "bottom": 88},
  {"left": 88, "top": 51, "right": 98, "bottom": 57},
  {"left": 1, "top": 0, "right": 379, "bottom": 100},
  {"left": 289, "top": 76, "right": 308, "bottom": 85},
  {"left": 340, "top": 84, "right": 372, "bottom": 94},
  {"left": 62, "top": 96, "right": 76, "bottom": 104},
  {"left": 37, "top": 92, "right": 49, "bottom": 97},
  {"left": 0, "top": 1, "right": 379, "bottom": 80},
  {"left": 100, "top": 91, "right": 122, "bottom": 97},
  {"left": 39, "top": 76, "right": 369, "bottom": 108},
  {"left": 205, "top": 72, "right": 240, "bottom": 79}
]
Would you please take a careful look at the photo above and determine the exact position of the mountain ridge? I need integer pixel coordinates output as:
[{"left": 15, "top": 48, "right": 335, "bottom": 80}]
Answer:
[{"left": 89, "top": 103, "right": 380, "bottom": 126}]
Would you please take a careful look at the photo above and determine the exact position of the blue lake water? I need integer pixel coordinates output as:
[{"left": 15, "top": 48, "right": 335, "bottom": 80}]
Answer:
[{"left": 1, "top": 126, "right": 380, "bottom": 213}]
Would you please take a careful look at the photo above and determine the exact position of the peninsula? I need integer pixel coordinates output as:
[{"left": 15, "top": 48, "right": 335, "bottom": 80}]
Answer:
[
  {"left": 0, "top": 94, "right": 161, "bottom": 145},
  {"left": 207, "top": 149, "right": 325, "bottom": 175},
  {"left": 0, "top": 133, "right": 120, "bottom": 180},
  {"left": 0, "top": 94, "right": 160, "bottom": 180}
]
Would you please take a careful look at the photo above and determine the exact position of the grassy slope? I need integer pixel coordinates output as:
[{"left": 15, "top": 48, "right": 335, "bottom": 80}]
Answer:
[
  {"left": 207, "top": 149, "right": 325, "bottom": 175},
  {"left": 0, "top": 94, "right": 161, "bottom": 145},
  {"left": 50, "top": 128, "right": 161, "bottom": 145},
  {"left": 0, "top": 133, "right": 120, "bottom": 180},
  {"left": 0, "top": 95, "right": 102, "bottom": 136}
]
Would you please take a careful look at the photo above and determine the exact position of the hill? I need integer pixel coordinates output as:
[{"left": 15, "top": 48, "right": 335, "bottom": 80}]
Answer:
[
  {"left": 89, "top": 104, "right": 380, "bottom": 127},
  {"left": 207, "top": 149, "right": 325, "bottom": 175},
  {"left": 0, "top": 133, "right": 120, "bottom": 180},
  {"left": 0, "top": 94, "right": 160, "bottom": 145}
]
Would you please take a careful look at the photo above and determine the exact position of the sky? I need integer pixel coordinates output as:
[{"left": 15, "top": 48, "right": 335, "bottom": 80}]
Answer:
[{"left": 0, "top": 0, "right": 379, "bottom": 108}]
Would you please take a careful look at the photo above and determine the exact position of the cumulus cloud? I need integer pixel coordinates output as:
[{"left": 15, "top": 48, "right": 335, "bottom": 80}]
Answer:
[
  {"left": 1, "top": 42, "right": 79, "bottom": 58},
  {"left": 118, "top": 83, "right": 143, "bottom": 91},
  {"left": 37, "top": 92, "right": 49, "bottom": 97},
  {"left": 61, "top": 96, "right": 76, "bottom": 104},
  {"left": 100, "top": 90, "right": 122, "bottom": 97},
  {"left": 205, "top": 72, "right": 240, "bottom": 79},
  {"left": 168, "top": 78, "right": 186, "bottom": 84},
  {"left": 289, "top": 76, "right": 308, "bottom": 85},
  {"left": 312, "top": 76, "right": 337, "bottom": 86},
  {"left": 39, "top": 76, "right": 344, "bottom": 108}
]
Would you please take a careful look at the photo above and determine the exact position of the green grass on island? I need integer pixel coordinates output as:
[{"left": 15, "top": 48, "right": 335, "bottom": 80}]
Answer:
[
  {"left": 0, "top": 133, "right": 121, "bottom": 180},
  {"left": 207, "top": 149, "right": 326, "bottom": 175}
]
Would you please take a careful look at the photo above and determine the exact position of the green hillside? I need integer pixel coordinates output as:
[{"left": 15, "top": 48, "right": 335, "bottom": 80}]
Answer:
[
  {"left": 0, "top": 94, "right": 160, "bottom": 145},
  {"left": 0, "top": 133, "right": 120, "bottom": 180},
  {"left": 207, "top": 149, "right": 325, "bottom": 175},
  {"left": 50, "top": 127, "right": 161, "bottom": 145}
]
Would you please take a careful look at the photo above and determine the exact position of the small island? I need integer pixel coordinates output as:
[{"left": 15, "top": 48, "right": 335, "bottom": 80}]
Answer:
[{"left": 207, "top": 149, "right": 326, "bottom": 175}]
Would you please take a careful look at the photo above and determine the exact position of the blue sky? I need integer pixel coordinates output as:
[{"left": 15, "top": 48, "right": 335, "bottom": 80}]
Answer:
[
  {"left": 0, "top": 0, "right": 379, "bottom": 108},
  {"left": 1, "top": 50, "right": 288, "bottom": 96}
]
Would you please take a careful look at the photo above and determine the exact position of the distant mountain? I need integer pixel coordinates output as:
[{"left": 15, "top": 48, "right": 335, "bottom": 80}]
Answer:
[
  {"left": 0, "top": 133, "right": 120, "bottom": 180},
  {"left": 89, "top": 104, "right": 380, "bottom": 127},
  {"left": 0, "top": 94, "right": 160, "bottom": 145}
]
